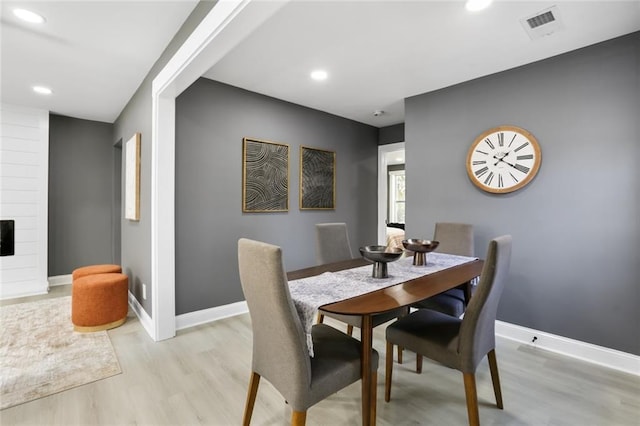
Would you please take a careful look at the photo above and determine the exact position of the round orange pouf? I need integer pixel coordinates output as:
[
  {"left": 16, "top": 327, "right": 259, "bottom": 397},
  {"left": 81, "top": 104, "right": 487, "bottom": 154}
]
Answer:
[
  {"left": 72, "top": 264, "right": 122, "bottom": 281},
  {"left": 72, "top": 272, "right": 129, "bottom": 332}
]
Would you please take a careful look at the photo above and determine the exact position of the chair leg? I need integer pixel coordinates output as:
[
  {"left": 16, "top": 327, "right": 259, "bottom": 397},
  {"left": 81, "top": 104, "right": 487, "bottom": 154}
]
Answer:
[
  {"left": 462, "top": 373, "right": 480, "bottom": 426},
  {"left": 416, "top": 354, "right": 423, "bottom": 374},
  {"left": 487, "top": 349, "right": 504, "bottom": 409},
  {"left": 317, "top": 313, "right": 324, "bottom": 323},
  {"left": 396, "top": 307, "right": 410, "bottom": 364},
  {"left": 347, "top": 325, "right": 354, "bottom": 336},
  {"left": 385, "top": 341, "right": 394, "bottom": 402},
  {"left": 291, "top": 410, "right": 307, "bottom": 426},
  {"left": 243, "top": 372, "right": 260, "bottom": 426}
]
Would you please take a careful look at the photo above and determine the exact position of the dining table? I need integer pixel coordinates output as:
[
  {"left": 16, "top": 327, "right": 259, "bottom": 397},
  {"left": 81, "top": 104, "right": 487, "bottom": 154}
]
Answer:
[{"left": 287, "top": 253, "right": 484, "bottom": 426}]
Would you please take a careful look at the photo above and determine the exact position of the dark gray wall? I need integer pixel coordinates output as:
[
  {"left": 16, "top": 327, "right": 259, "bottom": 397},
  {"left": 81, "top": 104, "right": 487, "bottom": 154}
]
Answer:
[
  {"left": 48, "top": 114, "right": 114, "bottom": 275},
  {"left": 379, "top": 123, "right": 405, "bottom": 145},
  {"left": 175, "top": 78, "right": 379, "bottom": 314},
  {"left": 113, "top": 1, "right": 217, "bottom": 315},
  {"left": 405, "top": 32, "right": 639, "bottom": 355}
]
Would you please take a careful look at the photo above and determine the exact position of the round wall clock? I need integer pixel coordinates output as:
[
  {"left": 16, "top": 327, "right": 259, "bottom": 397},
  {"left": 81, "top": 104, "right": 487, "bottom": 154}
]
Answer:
[{"left": 466, "top": 125, "right": 542, "bottom": 194}]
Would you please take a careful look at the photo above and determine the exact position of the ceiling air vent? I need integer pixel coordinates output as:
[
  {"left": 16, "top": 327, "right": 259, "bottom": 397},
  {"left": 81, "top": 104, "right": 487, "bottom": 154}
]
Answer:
[{"left": 520, "top": 5, "right": 565, "bottom": 40}]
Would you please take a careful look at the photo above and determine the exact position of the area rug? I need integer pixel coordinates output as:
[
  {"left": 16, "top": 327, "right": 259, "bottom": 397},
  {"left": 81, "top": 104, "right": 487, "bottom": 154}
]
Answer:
[{"left": 0, "top": 296, "right": 122, "bottom": 410}]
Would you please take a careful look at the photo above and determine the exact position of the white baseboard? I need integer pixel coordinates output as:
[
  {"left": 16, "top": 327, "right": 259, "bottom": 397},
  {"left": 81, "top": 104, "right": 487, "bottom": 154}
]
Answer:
[
  {"left": 496, "top": 320, "right": 640, "bottom": 377},
  {"left": 131, "top": 299, "right": 640, "bottom": 377},
  {"left": 176, "top": 300, "right": 248, "bottom": 331},
  {"left": 0, "top": 287, "right": 49, "bottom": 300},
  {"left": 48, "top": 274, "right": 72, "bottom": 287},
  {"left": 128, "top": 291, "right": 154, "bottom": 339}
]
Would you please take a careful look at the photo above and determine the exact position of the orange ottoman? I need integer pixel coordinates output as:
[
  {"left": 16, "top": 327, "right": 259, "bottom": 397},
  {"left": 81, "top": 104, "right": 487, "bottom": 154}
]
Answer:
[
  {"left": 72, "top": 264, "right": 122, "bottom": 281},
  {"left": 72, "top": 272, "right": 129, "bottom": 332}
]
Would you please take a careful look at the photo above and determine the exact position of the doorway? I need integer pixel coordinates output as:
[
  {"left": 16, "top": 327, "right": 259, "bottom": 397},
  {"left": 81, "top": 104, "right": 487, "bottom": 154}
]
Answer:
[
  {"left": 377, "top": 142, "right": 405, "bottom": 244},
  {"left": 112, "top": 140, "right": 122, "bottom": 265}
]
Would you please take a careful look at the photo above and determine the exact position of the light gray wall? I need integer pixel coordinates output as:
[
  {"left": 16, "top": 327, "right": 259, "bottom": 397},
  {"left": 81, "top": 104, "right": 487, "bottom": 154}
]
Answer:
[
  {"left": 174, "top": 78, "right": 379, "bottom": 314},
  {"left": 405, "top": 32, "right": 639, "bottom": 355},
  {"left": 112, "top": 1, "right": 217, "bottom": 315},
  {"left": 48, "top": 114, "right": 114, "bottom": 276}
]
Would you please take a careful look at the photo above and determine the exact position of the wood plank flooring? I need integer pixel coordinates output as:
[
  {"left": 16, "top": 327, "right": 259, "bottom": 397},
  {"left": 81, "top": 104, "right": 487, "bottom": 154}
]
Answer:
[{"left": 1, "top": 287, "right": 638, "bottom": 425}]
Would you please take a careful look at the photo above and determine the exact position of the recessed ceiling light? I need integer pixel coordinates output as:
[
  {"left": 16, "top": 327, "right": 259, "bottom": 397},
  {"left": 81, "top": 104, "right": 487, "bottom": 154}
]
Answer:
[
  {"left": 33, "top": 86, "right": 52, "bottom": 95},
  {"left": 13, "top": 8, "right": 46, "bottom": 24},
  {"left": 465, "top": 0, "right": 493, "bottom": 12},
  {"left": 310, "top": 70, "right": 328, "bottom": 81}
]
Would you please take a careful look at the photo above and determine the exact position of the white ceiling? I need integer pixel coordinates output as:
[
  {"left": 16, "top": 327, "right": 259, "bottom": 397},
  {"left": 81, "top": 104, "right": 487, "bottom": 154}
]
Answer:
[
  {"left": 1, "top": 1, "right": 199, "bottom": 123},
  {"left": 2, "top": 1, "right": 639, "bottom": 127}
]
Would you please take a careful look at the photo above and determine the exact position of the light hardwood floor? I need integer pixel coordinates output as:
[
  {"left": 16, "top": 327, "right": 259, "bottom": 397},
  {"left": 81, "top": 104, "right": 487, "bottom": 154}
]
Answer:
[{"left": 1, "top": 287, "right": 639, "bottom": 425}]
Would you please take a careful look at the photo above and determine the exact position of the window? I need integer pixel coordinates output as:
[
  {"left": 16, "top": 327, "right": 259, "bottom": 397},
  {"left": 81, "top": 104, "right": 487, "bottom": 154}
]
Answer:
[{"left": 388, "top": 169, "right": 405, "bottom": 224}]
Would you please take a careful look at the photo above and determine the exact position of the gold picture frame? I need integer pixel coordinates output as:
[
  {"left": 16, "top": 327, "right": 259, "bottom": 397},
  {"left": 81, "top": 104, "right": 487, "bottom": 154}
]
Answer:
[
  {"left": 242, "top": 137, "right": 289, "bottom": 213},
  {"left": 300, "top": 146, "right": 335, "bottom": 210},
  {"left": 124, "top": 133, "right": 141, "bottom": 221}
]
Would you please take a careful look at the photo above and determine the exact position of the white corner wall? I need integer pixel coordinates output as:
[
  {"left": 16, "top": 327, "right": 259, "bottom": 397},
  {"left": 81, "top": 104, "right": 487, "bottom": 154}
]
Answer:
[{"left": 0, "top": 104, "right": 49, "bottom": 299}]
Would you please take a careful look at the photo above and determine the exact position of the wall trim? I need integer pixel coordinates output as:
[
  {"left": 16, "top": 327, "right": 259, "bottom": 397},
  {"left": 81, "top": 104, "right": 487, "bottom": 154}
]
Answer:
[
  {"left": 176, "top": 301, "right": 248, "bottom": 331},
  {"left": 149, "top": 0, "right": 288, "bottom": 341},
  {"left": 170, "top": 303, "right": 639, "bottom": 376},
  {"left": 48, "top": 274, "right": 72, "bottom": 287},
  {"left": 0, "top": 285, "right": 49, "bottom": 301},
  {"left": 496, "top": 320, "right": 640, "bottom": 377},
  {"left": 128, "top": 291, "right": 154, "bottom": 338}
]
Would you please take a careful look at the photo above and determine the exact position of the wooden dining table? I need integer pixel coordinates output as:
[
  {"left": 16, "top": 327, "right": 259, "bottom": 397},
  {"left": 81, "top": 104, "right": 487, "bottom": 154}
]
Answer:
[{"left": 287, "top": 256, "right": 484, "bottom": 426}]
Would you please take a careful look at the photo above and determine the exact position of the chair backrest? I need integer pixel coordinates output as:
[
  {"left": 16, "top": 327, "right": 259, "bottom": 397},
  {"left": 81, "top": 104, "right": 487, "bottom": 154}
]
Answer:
[
  {"left": 433, "top": 222, "right": 474, "bottom": 257},
  {"left": 458, "top": 235, "right": 512, "bottom": 372},
  {"left": 315, "top": 222, "right": 353, "bottom": 265},
  {"left": 237, "top": 238, "right": 312, "bottom": 397}
]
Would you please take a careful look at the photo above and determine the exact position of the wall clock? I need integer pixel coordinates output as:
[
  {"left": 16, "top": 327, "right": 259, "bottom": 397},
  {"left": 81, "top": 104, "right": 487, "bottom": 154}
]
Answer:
[{"left": 466, "top": 125, "right": 541, "bottom": 194}]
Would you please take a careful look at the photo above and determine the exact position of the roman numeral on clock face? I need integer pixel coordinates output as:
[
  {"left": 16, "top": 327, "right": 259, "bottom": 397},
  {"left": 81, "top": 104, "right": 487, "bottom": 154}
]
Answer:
[
  {"left": 514, "top": 142, "right": 529, "bottom": 152},
  {"left": 514, "top": 163, "right": 530, "bottom": 174},
  {"left": 517, "top": 154, "right": 533, "bottom": 160},
  {"left": 472, "top": 160, "right": 486, "bottom": 165},
  {"left": 484, "top": 138, "right": 495, "bottom": 149},
  {"left": 484, "top": 171, "right": 494, "bottom": 186},
  {"left": 497, "top": 132, "right": 504, "bottom": 147},
  {"left": 475, "top": 166, "right": 489, "bottom": 178}
]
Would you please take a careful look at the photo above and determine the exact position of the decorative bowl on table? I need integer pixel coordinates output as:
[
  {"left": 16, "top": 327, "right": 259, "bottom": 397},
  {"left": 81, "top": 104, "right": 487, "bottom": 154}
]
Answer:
[
  {"left": 402, "top": 239, "right": 440, "bottom": 266},
  {"left": 359, "top": 245, "right": 404, "bottom": 278}
]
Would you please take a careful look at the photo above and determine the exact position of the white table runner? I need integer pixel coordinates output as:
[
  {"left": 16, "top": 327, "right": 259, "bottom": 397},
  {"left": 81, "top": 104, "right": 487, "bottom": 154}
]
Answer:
[{"left": 288, "top": 253, "right": 478, "bottom": 356}]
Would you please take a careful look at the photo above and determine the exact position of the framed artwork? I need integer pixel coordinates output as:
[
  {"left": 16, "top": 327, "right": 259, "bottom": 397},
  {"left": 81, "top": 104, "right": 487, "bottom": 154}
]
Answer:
[
  {"left": 242, "top": 137, "right": 289, "bottom": 212},
  {"left": 124, "top": 133, "right": 141, "bottom": 221},
  {"left": 300, "top": 146, "right": 335, "bottom": 210}
]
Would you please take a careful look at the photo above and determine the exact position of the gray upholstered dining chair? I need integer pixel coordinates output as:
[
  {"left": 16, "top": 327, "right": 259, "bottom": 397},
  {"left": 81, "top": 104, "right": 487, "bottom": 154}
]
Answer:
[
  {"left": 238, "top": 238, "right": 379, "bottom": 426},
  {"left": 315, "top": 222, "right": 354, "bottom": 265},
  {"left": 398, "top": 223, "right": 475, "bottom": 366},
  {"left": 412, "top": 222, "right": 475, "bottom": 318},
  {"left": 315, "top": 222, "right": 406, "bottom": 337},
  {"left": 384, "top": 235, "right": 512, "bottom": 426}
]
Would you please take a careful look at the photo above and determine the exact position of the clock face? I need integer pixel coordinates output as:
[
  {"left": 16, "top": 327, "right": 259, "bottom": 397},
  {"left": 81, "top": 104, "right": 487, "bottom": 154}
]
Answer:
[{"left": 466, "top": 125, "right": 541, "bottom": 194}]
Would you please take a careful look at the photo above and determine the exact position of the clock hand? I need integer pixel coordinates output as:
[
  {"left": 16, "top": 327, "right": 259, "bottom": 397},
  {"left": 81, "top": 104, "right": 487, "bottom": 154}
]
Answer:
[
  {"left": 501, "top": 159, "right": 518, "bottom": 169},
  {"left": 493, "top": 154, "right": 508, "bottom": 167}
]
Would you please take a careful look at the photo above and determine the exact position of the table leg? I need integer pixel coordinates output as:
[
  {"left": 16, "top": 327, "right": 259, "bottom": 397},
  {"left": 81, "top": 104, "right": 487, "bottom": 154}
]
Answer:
[{"left": 361, "top": 314, "right": 375, "bottom": 425}]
